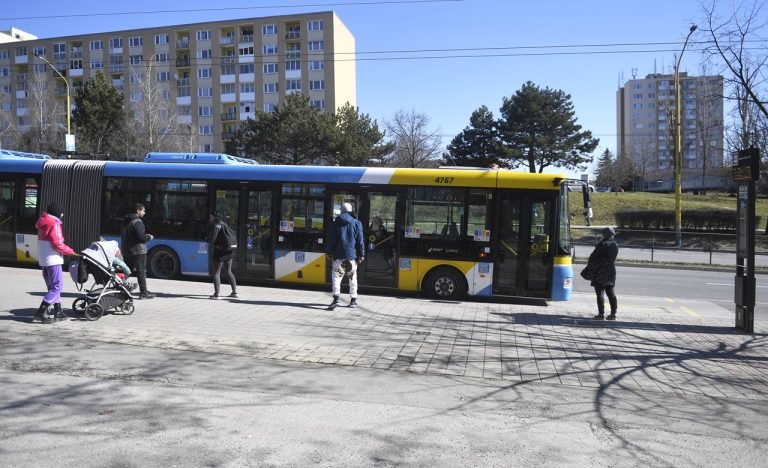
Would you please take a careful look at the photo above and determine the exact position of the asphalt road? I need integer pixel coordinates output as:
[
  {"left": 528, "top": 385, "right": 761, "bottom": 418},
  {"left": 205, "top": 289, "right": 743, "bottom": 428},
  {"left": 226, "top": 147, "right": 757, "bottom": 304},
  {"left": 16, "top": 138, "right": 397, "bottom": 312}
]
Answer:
[{"left": 572, "top": 265, "right": 768, "bottom": 319}]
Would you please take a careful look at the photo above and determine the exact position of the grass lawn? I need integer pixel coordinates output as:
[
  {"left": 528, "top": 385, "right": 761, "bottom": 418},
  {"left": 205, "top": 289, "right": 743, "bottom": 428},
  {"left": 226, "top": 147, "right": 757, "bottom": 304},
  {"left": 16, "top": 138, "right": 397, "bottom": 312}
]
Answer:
[{"left": 568, "top": 191, "right": 768, "bottom": 227}]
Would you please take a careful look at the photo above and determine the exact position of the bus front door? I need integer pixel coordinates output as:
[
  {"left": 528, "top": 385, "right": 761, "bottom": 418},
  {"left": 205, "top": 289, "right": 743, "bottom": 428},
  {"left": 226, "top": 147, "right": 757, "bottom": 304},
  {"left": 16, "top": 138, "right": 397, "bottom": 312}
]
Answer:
[
  {"left": 495, "top": 192, "right": 553, "bottom": 297},
  {"left": 0, "top": 176, "right": 16, "bottom": 260},
  {"left": 329, "top": 190, "right": 399, "bottom": 290}
]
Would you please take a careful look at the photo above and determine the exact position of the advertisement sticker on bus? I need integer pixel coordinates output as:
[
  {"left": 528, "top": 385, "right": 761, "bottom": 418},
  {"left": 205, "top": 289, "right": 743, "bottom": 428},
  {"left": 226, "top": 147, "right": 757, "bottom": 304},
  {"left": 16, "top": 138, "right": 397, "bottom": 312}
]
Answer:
[
  {"left": 474, "top": 229, "right": 490, "bottom": 242},
  {"left": 280, "top": 220, "right": 294, "bottom": 232},
  {"left": 404, "top": 226, "right": 421, "bottom": 238}
]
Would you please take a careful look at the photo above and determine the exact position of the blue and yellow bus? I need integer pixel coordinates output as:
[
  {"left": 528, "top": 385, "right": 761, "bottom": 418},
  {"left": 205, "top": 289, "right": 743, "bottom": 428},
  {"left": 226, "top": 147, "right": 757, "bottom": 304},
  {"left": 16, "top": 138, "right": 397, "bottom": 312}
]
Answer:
[{"left": 0, "top": 152, "right": 576, "bottom": 301}]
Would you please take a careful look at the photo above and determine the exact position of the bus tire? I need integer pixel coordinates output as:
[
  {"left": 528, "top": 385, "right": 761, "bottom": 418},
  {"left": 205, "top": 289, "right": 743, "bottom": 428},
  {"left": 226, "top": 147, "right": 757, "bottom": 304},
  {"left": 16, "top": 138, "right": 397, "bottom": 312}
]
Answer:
[
  {"left": 148, "top": 246, "right": 180, "bottom": 280},
  {"left": 423, "top": 266, "right": 467, "bottom": 300}
]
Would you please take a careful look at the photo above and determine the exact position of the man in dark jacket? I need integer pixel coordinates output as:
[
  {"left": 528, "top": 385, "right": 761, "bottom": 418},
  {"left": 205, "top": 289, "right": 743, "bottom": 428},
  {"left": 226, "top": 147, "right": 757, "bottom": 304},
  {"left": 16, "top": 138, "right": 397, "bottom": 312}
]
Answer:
[
  {"left": 327, "top": 202, "right": 365, "bottom": 310},
  {"left": 588, "top": 227, "right": 619, "bottom": 320},
  {"left": 121, "top": 203, "right": 155, "bottom": 299},
  {"left": 205, "top": 211, "right": 238, "bottom": 300}
]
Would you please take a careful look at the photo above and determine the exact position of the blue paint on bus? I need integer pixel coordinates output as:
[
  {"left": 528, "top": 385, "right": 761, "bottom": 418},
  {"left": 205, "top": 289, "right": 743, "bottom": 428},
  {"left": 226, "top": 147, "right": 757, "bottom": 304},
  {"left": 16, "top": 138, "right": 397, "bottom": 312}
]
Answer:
[
  {"left": 0, "top": 158, "right": 47, "bottom": 173},
  {"left": 103, "top": 161, "right": 367, "bottom": 184},
  {"left": 103, "top": 235, "right": 210, "bottom": 276}
]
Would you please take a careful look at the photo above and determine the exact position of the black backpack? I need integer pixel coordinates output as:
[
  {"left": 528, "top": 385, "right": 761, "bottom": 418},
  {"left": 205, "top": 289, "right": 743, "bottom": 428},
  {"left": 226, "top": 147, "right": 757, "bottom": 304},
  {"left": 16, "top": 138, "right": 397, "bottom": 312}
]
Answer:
[{"left": 216, "top": 222, "right": 238, "bottom": 250}]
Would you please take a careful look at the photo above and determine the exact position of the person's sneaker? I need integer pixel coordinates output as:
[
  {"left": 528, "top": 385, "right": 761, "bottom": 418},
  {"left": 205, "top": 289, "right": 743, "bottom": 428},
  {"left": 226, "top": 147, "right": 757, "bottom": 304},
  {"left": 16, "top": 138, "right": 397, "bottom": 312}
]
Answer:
[
  {"left": 593, "top": 313, "right": 605, "bottom": 320},
  {"left": 210, "top": 294, "right": 221, "bottom": 300},
  {"left": 350, "top": 298, "right": 358, "bottom": 308},
  {"left": 41, "top": 315, "right": 55, "bottom": 324},
  {"left": 606, "top": 313, "right": 617, "bottom": 321},
  {"left": 54, "top": 313, "right": 69, "bottom": 322},
  {"left": 228, "top": 292, "right": 238, "bottom": 298},
  {"left": 139, "top": 292, "right": 156, "bottom": 300},
  {"left": 327, "top": 296, "right": 339, "bottom": 310}
]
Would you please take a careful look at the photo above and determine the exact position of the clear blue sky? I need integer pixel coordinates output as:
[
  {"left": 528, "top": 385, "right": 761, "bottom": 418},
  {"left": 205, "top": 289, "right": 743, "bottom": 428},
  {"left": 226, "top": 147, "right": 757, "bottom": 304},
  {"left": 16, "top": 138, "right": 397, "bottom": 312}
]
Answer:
[{"left": 2, "top": 0, "right": 715, "bottom": 176}]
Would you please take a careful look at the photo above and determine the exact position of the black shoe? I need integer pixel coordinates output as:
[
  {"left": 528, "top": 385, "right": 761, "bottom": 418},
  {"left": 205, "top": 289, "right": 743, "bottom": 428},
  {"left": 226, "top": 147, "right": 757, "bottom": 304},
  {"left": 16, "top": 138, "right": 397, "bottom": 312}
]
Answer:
[
  {"left": 593, "top": 313, "right": 605, "bottom": 320},
  {"left": 350, "top": 298, "right": 358, "bottom": 308},
  {"left": 327, "top": 296, "right": 339, "bottom": 310},
  {"left": 228, "top": 292, "right": 238, "bottom": 298},
  {"left": 53, "top": 303, "right": 68, "bottom": 322},
  {"left": 139, "top": 292, "right": 156, "bottom": 300},
  {"left": 32, "top": 301, "right": 49, "bottom": 322},
  {"left": 606, "top": 313, "right": 617, "bottom": 321}
]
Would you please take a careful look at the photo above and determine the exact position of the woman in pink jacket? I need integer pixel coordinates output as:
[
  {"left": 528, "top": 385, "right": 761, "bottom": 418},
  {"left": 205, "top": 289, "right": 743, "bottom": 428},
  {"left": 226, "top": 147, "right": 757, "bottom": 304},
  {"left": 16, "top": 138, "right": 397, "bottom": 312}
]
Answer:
[{"left": 33, "top": 202, "right": 75, "bottom": 324}]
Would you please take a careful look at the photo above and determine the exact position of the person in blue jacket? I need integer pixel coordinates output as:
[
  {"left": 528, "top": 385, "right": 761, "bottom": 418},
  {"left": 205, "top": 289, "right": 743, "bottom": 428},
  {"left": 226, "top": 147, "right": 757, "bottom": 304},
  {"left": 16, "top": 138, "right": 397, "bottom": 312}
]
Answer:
[{"left": 327, "top": 202, "right": 365, "bottom": 310}]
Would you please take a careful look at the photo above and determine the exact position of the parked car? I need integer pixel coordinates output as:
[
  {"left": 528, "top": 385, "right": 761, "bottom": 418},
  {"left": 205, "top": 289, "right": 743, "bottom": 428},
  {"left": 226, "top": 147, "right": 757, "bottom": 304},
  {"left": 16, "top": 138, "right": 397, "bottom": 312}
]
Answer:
[{"left": 595, "top": 186, "right": 612, "bottom": 192}]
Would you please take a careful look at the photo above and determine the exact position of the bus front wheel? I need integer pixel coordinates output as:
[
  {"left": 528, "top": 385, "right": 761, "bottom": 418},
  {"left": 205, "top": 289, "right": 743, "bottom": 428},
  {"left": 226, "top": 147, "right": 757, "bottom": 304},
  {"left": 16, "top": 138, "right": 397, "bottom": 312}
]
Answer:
[
  {"left": 148, "top": 246, "right": 180, "bottom": 279},
  {"left": 423, "top": 267, "right": 467, "bottom": 300}
]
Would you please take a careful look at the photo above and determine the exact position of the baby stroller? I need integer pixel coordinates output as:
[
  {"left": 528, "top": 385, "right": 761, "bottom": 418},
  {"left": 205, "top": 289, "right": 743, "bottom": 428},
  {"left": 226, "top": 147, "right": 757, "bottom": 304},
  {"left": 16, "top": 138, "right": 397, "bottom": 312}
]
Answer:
[{"left": 70, "top": 241, "right": 135, "bottom": 321}]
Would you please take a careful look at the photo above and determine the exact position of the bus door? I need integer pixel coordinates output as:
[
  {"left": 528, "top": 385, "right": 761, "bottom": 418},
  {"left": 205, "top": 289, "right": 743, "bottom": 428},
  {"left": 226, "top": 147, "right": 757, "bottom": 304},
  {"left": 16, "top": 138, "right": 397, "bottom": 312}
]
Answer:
[
  {"left": 0, "top": 176, "right": 16, "bottom": 259},
  {"left": 495, "top": 191, "right": 554, "bottom": 297},
  {"left": 329, "top": 189, "right": 399, "bottom": 289},
  {"left": 211, "top": 185, "right": 274, "bottom": 281}
]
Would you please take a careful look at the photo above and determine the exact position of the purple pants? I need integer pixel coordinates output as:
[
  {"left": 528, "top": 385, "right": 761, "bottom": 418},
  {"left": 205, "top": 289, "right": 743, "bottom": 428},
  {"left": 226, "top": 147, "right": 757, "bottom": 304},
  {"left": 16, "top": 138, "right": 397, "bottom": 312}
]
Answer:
[{"left": 42, "top": 265, "right": 64, "bottom": 305}]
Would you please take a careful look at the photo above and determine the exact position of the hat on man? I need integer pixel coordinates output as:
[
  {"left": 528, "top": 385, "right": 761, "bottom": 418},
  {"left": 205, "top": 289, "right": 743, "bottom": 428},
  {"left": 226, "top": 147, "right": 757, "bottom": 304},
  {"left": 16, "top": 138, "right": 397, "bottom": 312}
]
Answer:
[
  {"left": 341, "top": 202, "right": 353, "bottom": 214},
  {"left": 46, "top": 202, "right": 64, "bottom": 217},
  {"left": 602, "top": 226, "right": 615, "bottom": 239}
]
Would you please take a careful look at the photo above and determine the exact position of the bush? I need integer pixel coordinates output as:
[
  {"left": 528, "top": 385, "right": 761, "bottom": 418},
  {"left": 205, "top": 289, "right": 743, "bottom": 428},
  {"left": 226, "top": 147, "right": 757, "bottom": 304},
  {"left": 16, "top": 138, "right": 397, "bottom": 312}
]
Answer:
[{"left": 615, "top": 209, "right": 759, "bottom": 232}]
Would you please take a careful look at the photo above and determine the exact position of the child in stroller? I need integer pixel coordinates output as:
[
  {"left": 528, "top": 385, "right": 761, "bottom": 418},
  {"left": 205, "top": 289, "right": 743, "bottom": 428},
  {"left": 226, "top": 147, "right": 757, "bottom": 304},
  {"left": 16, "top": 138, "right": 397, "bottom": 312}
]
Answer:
[{"left": 70, "top": 240, "right": 136, "bottom": 321}]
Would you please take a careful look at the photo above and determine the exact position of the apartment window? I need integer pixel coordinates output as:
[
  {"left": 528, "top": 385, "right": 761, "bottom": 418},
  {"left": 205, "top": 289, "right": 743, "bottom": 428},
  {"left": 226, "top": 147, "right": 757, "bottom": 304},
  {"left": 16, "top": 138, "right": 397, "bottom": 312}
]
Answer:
[
  {"left": 70, "top": 59, "right": 82, "bottom": 70},
  {"left": 200, "top": 144, "right": 212, "bottom": 152},
  {"left": 129, "top": 74, "right": 140, "bottom": 84},
  {"left": 239, "top": 63, "right": 255, "bottom": 74},
  {"left": 0, "top": 50, "right": 8, "bottom": 60},
  {"left": 632, "top": 93, "right": 642, "bottom": 99},
  {"left": 286, "top": 79, "right": 301, "bottom": 91},
  {"left": 263, "top": 63, "right": 278, "bottom": 74},
  {"left": 634, "top": 83, "right": 642, "bottom": 89},
  {"left": 264, "top": 82, "right": 278, "bottom": 93},
  {"left": 130, "top": 92, "right": 143, "bottom": 102},
  {"left": 262, "top": 44, "right": 277, "bottom": 55},
  {"left": 647, "top": 93, "right": 655, "bottom": 99},
  {"left": 196, "top": 30, "right": 211, "bottom": 41},
  {"left": 90, "top": 40, "right": 103, "bottom": 51},
  {"left": 31, "top": 46, "right": 46, "bottom": 56},
  {"left": 155, "top": 34, "right": 169, "bottom": 45},
  {"left": 264, "top": 102, "right": 277, "bottom": 113},
  {"left": 198, "top": 68, "right": 212, "bottom": 78},
  {"left": 178, "top": 106, "right": 191, "bottom": 116},
  {"left": 17, "top": 98, "right": 27, "bottom": 109},
  {"left": 53, "top": 43, "right": 66, "bottom": 60},
  {"left": 0, "top": 67, "right": 9, "bottom": 78},
  {"left": 632, "top": 103, "right": 642, "bottom": 109},
  {"left": 199, "top": 125, "right": 213, "bottom": 135},
  {"left": 240, "top": 101, "right": 255, "bottom": 113},
  {"left": 0, "top": 102, "right": 10, "bottom": 112},
  {"left": 286, "top": 43, "right": 301, "bottom": 59},
  {"left": 154, "top": 53, "right": 169, "bottom": 63},
  {"left": 285, "top": 60, "right": 300, "bottom": 71},
  {"left": 221, "top": 83, "right": 235, "bottom": 94},
  {"left": 262, "top": 24, "right": 277, "bottom": 35},
  {"left": 32, "top": 64, "right": 46, "bottom": 73},
  {"left": 240, "top": 82, "right": 255, "bottom": 93},
  {"left": 308, "top": 41, "right": 324, "bottom": 51},
  {"left": 309, "top": 80, "right": 324, "bottom": 91},
  {"left": 198, "top": 87, "right": 213, "bottom": 97},
  {"left": 129, "top": 55, "right": 143, "bottom": 65},
  {"left": 198, "top": 106, "right": 212, "bottom": 116},
  {"left": 16, "top": 47, "right": 27, "bottom": 57},
  {"left": 16, "top": 81, "right": 26, "bottom": 92},
  {"left": 129, "top": 36, "right": 143, "bottom": 47},
  {"left": 647, "top": 83, "right": 655, "bottom": 89},
  {"left": 156, "top": 71, "right": 170, "bottom": 82},
  {"left": 308, "top": 20, "right": 324, "bottom": 31},
  {"left": 309, "top": 60, "right": 324, "bottom": 71},
  {"left": 109, "top": 38, "right": 123, "bottom": 49},
  {"left": 238, "top": 45, "right": 254, "bottom": 56},
  {"left": 197, "top": 49, "right": 212, "bottom": 59},
  {"left": 310, "top": 100, "right": 325, "bottom": 110}
]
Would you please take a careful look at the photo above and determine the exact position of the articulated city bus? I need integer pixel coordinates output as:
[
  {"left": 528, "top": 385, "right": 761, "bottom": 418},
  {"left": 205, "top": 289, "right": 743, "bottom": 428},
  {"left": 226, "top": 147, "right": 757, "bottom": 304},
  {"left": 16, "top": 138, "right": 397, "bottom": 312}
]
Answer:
[{"left": 0, "top": 151, "right": 576, "bottom": 301}]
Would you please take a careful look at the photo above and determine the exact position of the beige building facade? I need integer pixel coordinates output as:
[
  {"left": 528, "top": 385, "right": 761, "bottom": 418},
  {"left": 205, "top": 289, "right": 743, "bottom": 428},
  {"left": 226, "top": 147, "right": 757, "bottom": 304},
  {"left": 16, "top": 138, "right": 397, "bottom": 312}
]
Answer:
[
  {"left": 0, "top": 12, "right": 355, "bottom": 153},
  {"left": 616, "top": 72, "right": 724, "bottom": 190}
]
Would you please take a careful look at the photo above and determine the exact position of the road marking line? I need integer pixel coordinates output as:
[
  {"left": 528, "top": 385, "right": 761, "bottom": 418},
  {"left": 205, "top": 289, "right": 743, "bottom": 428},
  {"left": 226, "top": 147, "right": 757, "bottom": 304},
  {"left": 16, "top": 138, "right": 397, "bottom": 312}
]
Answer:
[
  {"left": 680, "top": 306, "right": 700, "bottom": 317},
  {"left": 706, "top": 282, "right": 768, "bottom": 289}
]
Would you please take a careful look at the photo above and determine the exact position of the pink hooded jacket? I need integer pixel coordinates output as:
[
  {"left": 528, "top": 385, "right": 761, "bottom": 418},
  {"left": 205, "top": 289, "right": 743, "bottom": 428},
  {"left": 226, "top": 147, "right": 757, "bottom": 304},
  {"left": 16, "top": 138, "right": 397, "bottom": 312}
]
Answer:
[{"left": 36, "top": 212, "right": 75, "bottom": 267}]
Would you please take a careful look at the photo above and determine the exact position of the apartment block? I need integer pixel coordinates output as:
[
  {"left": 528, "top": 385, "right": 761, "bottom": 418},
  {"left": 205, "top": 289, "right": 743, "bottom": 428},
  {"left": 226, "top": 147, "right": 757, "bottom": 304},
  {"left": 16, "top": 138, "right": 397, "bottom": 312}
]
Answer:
[
  {"left": 616, "top": 72, "right": 724, "bottom": 190},
  {"left": 0, "top": 12, "right": 355, "bottom": 152}
]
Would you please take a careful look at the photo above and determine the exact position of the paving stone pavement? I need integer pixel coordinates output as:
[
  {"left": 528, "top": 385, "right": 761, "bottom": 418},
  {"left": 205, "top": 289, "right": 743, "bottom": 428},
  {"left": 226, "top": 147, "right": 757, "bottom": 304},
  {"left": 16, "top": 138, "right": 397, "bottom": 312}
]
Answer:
[{"left": 2, "top": 266, "right": 767, "bottom": 401}]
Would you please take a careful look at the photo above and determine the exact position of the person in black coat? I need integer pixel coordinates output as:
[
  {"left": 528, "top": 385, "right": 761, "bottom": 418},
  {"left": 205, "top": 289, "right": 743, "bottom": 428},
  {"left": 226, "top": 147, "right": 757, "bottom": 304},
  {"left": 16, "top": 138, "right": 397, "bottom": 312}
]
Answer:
[
  {"left": 121, "top": 203, "right": 155, "bottom": 299},
  {"left": 588, "top": 227, "right": 619, "bottom": 320},
  {"left": 206, "top": 211, "right": 237, "bottom": 299}
]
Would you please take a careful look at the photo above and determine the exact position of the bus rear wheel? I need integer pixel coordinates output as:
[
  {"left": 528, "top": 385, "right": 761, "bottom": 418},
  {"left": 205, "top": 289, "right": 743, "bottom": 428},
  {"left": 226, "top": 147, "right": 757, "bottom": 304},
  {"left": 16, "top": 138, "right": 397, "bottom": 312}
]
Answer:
[
  {"left": 423, "top": 267, "right": 467, "bottom": 300},
  {"left": 148, "top": 246, "right": 180, "bottom": 279}
]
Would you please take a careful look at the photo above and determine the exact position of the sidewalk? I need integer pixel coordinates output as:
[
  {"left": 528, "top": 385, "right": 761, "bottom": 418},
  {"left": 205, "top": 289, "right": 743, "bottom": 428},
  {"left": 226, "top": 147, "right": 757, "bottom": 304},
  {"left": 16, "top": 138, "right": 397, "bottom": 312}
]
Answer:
[{"left": 1, "top": 266, "right": 767, "bottom": 401}]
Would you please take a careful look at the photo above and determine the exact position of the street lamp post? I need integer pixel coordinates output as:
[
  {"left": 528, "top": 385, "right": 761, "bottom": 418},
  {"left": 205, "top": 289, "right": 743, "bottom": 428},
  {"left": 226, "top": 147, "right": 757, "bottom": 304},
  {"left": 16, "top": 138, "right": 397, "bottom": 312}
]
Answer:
[
  {"left": 674, "top": 24, "right": 697, "bottom": 247},
  {"left": 32, "top": 53, "right": 73, "bottom": 152}
]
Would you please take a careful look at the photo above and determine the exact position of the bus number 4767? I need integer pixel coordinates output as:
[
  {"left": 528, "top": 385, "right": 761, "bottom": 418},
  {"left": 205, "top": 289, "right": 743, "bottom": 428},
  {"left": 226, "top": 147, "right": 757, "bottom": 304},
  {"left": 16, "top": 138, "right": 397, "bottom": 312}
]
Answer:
[{"left": 434, "top": 177, "right": 454, "bottom": 184}]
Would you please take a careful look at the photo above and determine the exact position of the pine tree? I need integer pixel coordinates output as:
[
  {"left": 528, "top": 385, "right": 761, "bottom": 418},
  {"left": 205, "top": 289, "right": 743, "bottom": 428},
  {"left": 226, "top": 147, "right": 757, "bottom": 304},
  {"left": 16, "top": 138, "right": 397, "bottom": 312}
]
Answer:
[
  {"left": 444, "top": 105, "right": 504, "bottom": 167},
  {"left": 594, "top": 149, "right": 614, "bottom": 187},
  {"left": 72, "top": 72, "right": 127, "bottom": 158}
]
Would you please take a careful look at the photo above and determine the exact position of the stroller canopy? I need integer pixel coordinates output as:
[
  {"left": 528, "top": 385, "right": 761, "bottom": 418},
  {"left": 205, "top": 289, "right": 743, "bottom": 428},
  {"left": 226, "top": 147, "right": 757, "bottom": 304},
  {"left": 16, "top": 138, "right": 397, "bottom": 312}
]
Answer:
[{"left": 81, "top": 240, "right": 120, "bottom": 270}]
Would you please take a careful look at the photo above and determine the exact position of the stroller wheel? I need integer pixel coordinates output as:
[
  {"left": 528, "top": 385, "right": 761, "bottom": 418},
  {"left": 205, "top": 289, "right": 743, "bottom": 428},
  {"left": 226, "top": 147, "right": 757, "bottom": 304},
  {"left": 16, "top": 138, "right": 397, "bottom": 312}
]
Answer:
[
  {"left": 84, "top": 303, "right": 104, "bottom": 321},
  {"left": 121, "top": 302, "right": 135, "bottom": 315},
  {"left": 72, "top": 298, "right": 88, "bottom": 315}
]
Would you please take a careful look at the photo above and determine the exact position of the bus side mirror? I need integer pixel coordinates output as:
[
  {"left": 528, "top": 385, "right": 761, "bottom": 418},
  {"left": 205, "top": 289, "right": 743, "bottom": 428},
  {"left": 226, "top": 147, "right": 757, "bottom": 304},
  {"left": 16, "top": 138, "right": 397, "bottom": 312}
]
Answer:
[{"left": 582, "top": 186, "right": 593, "bottom": 226}]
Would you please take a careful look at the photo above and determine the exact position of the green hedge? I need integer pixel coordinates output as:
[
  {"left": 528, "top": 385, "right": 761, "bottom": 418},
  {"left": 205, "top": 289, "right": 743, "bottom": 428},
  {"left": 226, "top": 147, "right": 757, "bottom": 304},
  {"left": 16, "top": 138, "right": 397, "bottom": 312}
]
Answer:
[{"left": 614, "top": 209, "right": 759, "bottom": 232}]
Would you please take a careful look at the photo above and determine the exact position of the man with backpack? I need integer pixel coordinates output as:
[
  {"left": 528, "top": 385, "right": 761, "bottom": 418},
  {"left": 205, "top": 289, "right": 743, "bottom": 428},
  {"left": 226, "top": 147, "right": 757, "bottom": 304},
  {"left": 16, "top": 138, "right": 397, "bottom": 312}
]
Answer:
[
  {"left": 121, "top": 203, "right": 155, "bottom": 299},
  {"left": 326, "top": 202, "right": 365, "bottom": 310},
  {"left": 206, "top": 210, "right": 238, "bottom": 299}
]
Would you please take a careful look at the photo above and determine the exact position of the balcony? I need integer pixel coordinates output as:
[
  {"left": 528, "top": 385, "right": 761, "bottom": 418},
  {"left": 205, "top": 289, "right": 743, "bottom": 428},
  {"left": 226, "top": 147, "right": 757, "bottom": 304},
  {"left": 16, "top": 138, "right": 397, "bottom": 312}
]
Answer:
[
  {"left": 53, "top": 69, "right": 67, "bottom": 77},
  {"left": 71, "top": 51, "right": 83, "bottom": 59},
  {"left": 15, "top": 55, "right": 28, "bottom": 64},
  {"left": 221, "top": 112, "right": 237, "bottom": 121},
  {"left": 177, "top": 115, "right": 192, "bottom": 124},
  {"left": 176, "top": 58, "right": 190, "bottom": 67},
  {"left": 69, "top": 68, "right": 83, "bottom": 77},
  {"left": 221, "top": 132, "right": 235, "bottom": 140},
  {"left": 220, "top": 74, "right": 235, "bottom": 84},
  {"left": 176, "top": 96, "right": 191, "bottom": 106},
  {"left": 286, "top": 30, "right": 301, "bottom": 40},
  {"left": 220, "top": 93, "right": 237, "bottom": 103},
  {"left": 176, "top": 39, "right": 190, "bottom": 49},
  {"left": 219, "top": 36, "right": 234, "bottom": 46},
  {"left": 108, "top": 65, "right": 122, "bottom": 73},
  {"left": 239, "top": 34, "right": 253, "bottom": 44},
  {"left": 176, "top": 78, "right": 190, "bottom": 87},
  {"left": 220, "top": 56, "right": 236, "bottom": 65}
]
